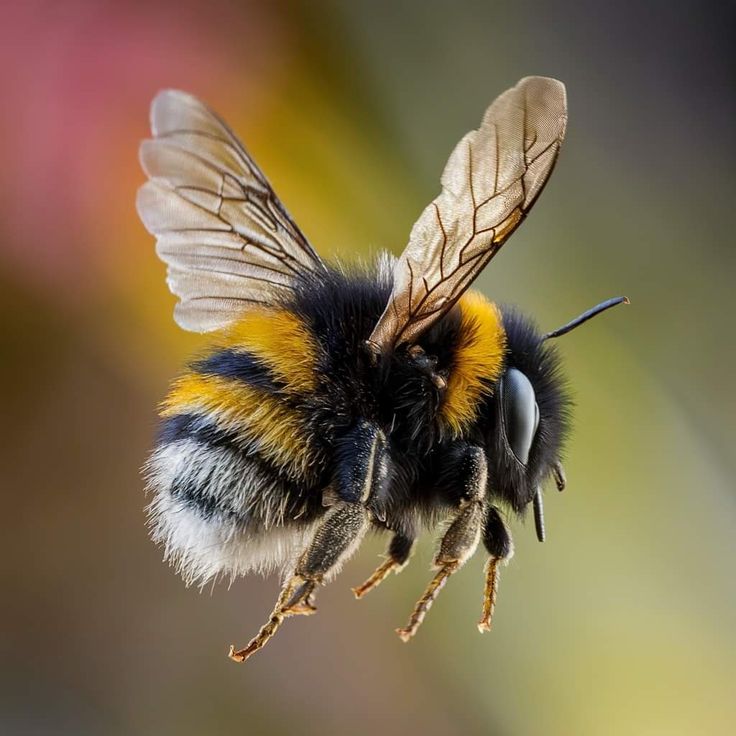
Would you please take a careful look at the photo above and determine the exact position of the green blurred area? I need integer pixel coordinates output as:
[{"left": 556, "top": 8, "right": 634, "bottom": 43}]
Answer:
[{"left": 1, "top": 1, "right": 734, "bottom": 734}]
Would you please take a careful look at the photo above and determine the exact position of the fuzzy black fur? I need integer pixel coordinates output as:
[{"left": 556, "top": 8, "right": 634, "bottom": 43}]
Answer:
[
  {"left": 156, "top": 413, "right": 327, "bottom": 525},
  {"left": 192, "top": 350, "right": 284, "bottom": 393},
  {"left": 286, "top": 265, "right": 571, "bottom": 531},
  {"left": 157, "top": 263, "right": 573, "bottom": 543},
  {"left": 285, "top": 264, "right": 467, "bottom": 531},
  {"left": 289, "top": 264, "right": 462, "bottom": 454}
]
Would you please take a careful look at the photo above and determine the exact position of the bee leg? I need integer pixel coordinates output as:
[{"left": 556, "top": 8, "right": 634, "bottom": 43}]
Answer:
[
  {"left": 477, "top": 506, "right": 513, "bottom": 633},
  {"left": 352, "top": 532, "right": 415, "bottom": 599},
  {"left": 283, "top": 419, "right": 391, "bottom": 613},
  {"left": 228, "top": 576, "right": 301, "bottom": 662},
  {"left": 396, "top": 444, "right": 487, "bottom": 642},
  {"left": 280, "top": 578, "right": 318, "bottom": 616},
  {"left": 396, "top": 501, "right": 483, "bottom": 642},
  {"left": 229, "top": 501, "right": 371, "bottom": 662},
  {"left": 229, "top": 420, "right": 388, "bottom": 662},
  {"left": 284, "top": 500, "right": 371, "bottom": 614}
]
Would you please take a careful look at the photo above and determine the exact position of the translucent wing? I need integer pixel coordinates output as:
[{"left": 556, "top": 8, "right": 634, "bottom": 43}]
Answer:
[
  {"left": 367, "top": 76, "right": 567, "bottom": 354},
  {"left": 136, "top": 90, "right": 326, "bottom": 332}
]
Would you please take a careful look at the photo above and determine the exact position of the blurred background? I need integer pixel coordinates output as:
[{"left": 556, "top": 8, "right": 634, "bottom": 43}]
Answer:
[{"left": 1, "top": 1, "right": 734, "bottom": 734}]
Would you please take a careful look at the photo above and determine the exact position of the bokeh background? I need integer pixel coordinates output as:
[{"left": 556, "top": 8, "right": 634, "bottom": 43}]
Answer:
[{"left": 1, "top": 1, "right": 734, "bottom": 734}]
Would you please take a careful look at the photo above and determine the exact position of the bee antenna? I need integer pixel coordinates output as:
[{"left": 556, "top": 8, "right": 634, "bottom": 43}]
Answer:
[
  {"left": 532, "top": 488, "right": 546, "bottom": 543},
  {"left": 543, "top": 296, "right": 629, "bottom": 340}
]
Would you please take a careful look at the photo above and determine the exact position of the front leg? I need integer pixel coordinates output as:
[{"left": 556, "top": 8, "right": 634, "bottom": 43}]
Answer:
[
  {"left": 396, "top": 443, "right": 487, "bottom": 641},
  {"left": 477, "top": 505, "right": 513, "bottom": 632},
  {"left": 229, "top": 420, "right": 389, "bottom": 662}
]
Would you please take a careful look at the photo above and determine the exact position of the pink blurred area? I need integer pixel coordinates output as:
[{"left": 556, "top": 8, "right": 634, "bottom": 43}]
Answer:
[{"left": 0, "top": 0, "right": 286, "bottom": 299}]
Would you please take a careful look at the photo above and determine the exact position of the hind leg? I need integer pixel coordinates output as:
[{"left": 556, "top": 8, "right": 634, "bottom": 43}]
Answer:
[
  {"left": 229, "top": 500, "right": 370, "bottom": 662},
  {"left": 229, "top": 420, "right": 389, "bottom": 662}
]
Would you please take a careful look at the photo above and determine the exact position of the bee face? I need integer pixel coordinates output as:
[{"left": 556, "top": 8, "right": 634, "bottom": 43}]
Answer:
[{"left": 485, "top": 309, "right": 572, "bottom": 520}]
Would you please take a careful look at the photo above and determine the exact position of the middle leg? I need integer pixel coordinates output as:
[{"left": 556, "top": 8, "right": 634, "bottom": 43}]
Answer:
[
  {"left": 229, "top": 419, "right": 390, "bottom": 662},
  {"left": 396, "top": 443, "right": 487, "bottom": 642},
  {"left": 352, "top": 531, "right": 415, "bottom": 599}
]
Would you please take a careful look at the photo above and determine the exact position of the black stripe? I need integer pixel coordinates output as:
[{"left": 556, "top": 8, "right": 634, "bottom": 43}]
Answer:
[
  {"left": 171, "top": 477, "right": 233, "bottom": 521},
  {"left": 156, "top": 413, "right": 234, "bottom": 448},
  {"left": 157, "top": 415, "right": 282, "bottom": 521},
  {"left": 170, "top": 460, "right": 249, "bottom": 522},
  {"left": 155, "top": 413, "right": 327, "bottom": 489},
  {"left": 191, "top": 349, "right": 284, "bottom": 393},
  {"left": 157, "top": 415, "right": 326, "bottom": 523}
]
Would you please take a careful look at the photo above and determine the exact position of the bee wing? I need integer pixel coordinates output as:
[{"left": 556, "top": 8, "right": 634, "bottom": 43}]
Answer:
[
  {"left": 137, "top": 90, "right": 326, "bottom": 332},
  {"left": 367, "top": 76, "right": 567, "bottom": 353}
]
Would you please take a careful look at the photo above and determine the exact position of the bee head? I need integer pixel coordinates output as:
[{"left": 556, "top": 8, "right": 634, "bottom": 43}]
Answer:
[
  {"left": 487, "top": 297, "right": 628, "bottom": 540},
  {"left": 486, "top": 310, "right": 570, "bottom": 523}
]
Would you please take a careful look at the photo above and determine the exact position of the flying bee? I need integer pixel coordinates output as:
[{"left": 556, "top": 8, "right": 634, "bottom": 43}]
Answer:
[{"left": 137, "top": 76, "right": 627, "bottom": 662}]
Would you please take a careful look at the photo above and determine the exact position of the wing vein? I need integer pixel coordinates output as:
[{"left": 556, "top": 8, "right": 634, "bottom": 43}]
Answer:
[
  {"left": 366, "top": 77, "right": 566, "bottom": 351},
  {"left": 138, "top": 90, "right": 326, "bottom": 332}
]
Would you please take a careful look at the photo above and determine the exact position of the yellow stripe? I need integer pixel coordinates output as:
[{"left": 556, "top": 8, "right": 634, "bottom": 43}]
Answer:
[
  {"left": 213, "top": 308, "right": 319, "bottom": 393},
  {"left": 440, "top": 291, "right": 506, "bottom": 436},
  {"left": 160, "top": 373, "right": 313, "bottom": 476}
]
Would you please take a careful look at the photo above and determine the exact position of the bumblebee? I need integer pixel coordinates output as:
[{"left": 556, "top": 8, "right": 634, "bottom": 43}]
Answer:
[{"left": 137, "top": 76, "right": 627, "bottom": 662}]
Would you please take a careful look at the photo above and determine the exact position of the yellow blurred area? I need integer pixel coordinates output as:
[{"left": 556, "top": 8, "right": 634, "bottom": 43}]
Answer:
[{"left": 1, "top": 1, "right": 734, "bottom": 735}]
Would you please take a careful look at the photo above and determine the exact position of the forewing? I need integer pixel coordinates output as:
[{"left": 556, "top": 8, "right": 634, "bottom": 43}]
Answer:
[
  {"left": 137, "top": 90, "right": 326, "bottom": 332},
  {"left": 367, "top": 76, "right": 567, "bottom": 353}
]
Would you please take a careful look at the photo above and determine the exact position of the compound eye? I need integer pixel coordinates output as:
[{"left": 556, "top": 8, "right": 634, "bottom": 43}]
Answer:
[{"left": 499, "top": 368, "right": 540, "bottom": 465}]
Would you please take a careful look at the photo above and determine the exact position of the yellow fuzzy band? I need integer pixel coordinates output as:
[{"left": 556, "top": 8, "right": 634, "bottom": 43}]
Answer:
[
  {"left": 440, "top": 291, "right": 506, "bottom": 436},
  {"left": 213, "top": 308, "right": 320, "bottom": 393},
  {"left": 160, "top": 373, "right": 313, "bottom": 476}
]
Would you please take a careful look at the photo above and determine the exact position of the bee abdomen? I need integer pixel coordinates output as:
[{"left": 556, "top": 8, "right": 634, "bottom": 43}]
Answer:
[
  {"left": 154, "top": 414, "right": 298, "bottom": 516},
  {"left": 146, "top": 411, "right": 323, "bottom": 585},
  {"left": 145, "top": 306, "right": 331, "bottom": 584},
  {"left": 159, "top": 365, "right": 319, "bottom": 478}
]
